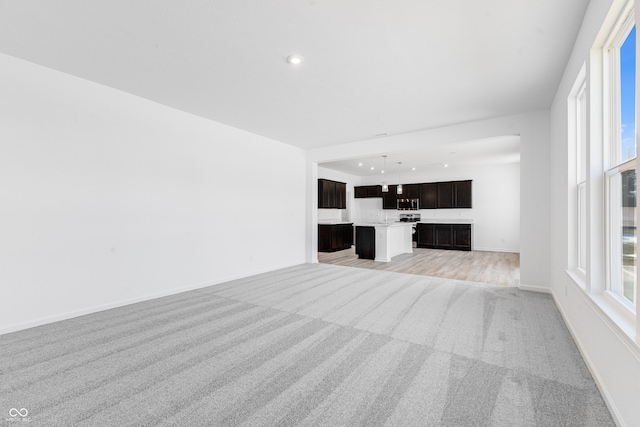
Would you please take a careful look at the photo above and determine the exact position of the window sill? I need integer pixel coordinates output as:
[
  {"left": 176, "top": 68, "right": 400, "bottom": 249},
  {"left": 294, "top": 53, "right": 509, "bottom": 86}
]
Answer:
[
  {"left": 566, "top": 268, "right": 586, "bottom": 290},
  {"left": 565, "top": 269, "right": 640, "bottom": 363}
]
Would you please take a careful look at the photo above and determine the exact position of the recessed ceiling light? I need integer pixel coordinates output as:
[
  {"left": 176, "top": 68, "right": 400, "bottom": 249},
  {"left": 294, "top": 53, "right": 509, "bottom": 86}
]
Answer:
[
  {"left": 411, "top": 167, "right": 416, "bottom": 171},
  {"left": 444, "top": 164, "right": 449, "bottom": 168},
  {"left": 370, "top": 167, "right": 375, "bottom": 170},
  {"left": 286, "top": 54, "right": 304, "bottom": 65},
  {"left": 358, "top": 162, "right": 363, "bottom": 166}
]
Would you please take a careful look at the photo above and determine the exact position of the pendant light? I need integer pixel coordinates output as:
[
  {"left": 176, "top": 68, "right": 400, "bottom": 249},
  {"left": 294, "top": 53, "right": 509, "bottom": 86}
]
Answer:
[
  {"left": 381, "top": 155, "right": 389, "bottom": 192},
  {"left": 397, "top": 162, "right": 403, "bottom": 195}
]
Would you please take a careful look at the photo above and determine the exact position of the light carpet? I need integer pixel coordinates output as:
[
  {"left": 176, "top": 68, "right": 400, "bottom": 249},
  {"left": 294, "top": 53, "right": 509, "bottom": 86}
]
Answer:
[{"left": 0, "top": 263, "right": 614, "bottom": 426}]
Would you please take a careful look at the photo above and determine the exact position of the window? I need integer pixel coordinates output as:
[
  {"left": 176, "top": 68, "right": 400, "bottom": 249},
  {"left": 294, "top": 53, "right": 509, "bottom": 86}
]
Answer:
[
  {"left": 605, "top": 8, "right": 636, "bottom": 308},
  {"left": 569, "top": 69, "right": 587, "bottom": 277},
  {"left": 576, "top": 82, "right": 587, "bottom": 272},
  {"left": 620, "top": 26, "right": 636, "bottom": 162},
  {"left": 606, "top": 161, "right": 636, "bottom": 306},
  {"left": 565, "top": 0, "right": 640, "bottom": 355}
]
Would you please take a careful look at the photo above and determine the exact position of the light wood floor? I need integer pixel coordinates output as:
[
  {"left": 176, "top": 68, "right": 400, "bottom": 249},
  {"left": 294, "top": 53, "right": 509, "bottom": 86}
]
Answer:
[{"left": 318, "top": 246, "right": 520, "bottom": 286}]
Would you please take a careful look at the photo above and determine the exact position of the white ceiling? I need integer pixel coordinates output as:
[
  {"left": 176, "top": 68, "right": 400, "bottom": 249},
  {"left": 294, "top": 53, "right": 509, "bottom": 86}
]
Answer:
[
  {"left": 0, "top": 0, "right": 588, "bottom": 154},
  {"left": 320, "top": 135, "right": 520, "bottom": 177}
]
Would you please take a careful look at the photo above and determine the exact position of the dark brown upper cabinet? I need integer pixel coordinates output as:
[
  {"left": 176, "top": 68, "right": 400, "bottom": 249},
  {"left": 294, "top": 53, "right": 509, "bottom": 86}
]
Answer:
[
  {"left": 403, "top": 184, "right": 420, "bottom": 199},
  {"left": 354, "top": 185, "right": 382, "bottom": 198},
  {"left": 420, "top": 183, "right": 437, "bottom": 209},
  {"left": 437, "top": 182, "right": 454, "bottom": 208},
  {"left": 454, "top": 180, "right": 473, "bottom": 208},
  {"left": 335, "top": 181, "right": 346, "bottom": 209},
  {"left": 382, "top": 185, "right": 398, "bottom": 209},
  {"left": 437, "top": 180, "right": 472, "bottom": 209},
  {"left": 383, "top": 183, "right": 420, "bottom": 209},
  {"left": 354, "top": 186, "right": 367, "bottom": 198},
  {"left": 318, "top": 179, "right": 346, "bottom": 209},
  {"left": 355, "top": 179, "right": 472, "bottom": 210}
]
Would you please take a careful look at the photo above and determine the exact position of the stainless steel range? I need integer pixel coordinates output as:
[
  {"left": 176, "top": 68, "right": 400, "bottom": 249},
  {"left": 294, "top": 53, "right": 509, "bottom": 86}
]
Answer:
[
  {"left": 399, "top": 213, "right": 420, "bottom": 245},
  {"left": 398, "top": 213, "right": 421, "bottom": 222}
]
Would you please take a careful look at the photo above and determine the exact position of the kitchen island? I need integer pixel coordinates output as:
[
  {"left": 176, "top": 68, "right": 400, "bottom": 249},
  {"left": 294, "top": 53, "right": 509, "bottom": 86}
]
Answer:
[{"left": 355, "top": 222, "right": 414, "bottom": 262}]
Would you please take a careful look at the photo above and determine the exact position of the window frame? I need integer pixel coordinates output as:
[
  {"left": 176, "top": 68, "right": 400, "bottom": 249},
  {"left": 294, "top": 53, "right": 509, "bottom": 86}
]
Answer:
[
  {"left": 604, "top": 6, "right": 635, "bottom": 169},
  {"left": 604, "top": 159, "right": 637, "bottom": 310},
  {"left": 576, "top": 81, "right": 588, "bottom": 274},
  {"left": 602, "top": 2, "right": 637, "bottom": 310},
  {"left": 564, "top": 0, "right": 640, "bottom": 362}
]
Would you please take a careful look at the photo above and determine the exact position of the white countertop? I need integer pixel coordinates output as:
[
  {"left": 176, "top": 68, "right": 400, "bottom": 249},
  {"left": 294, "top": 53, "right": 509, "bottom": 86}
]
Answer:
[
  {"left": 319, "top": 220, "right": 473, "bottom": 225},
  {"left": 418, "top": 219, "right": 474, "bottom": 224},
  {"left": 354, "top": 221, "right": 416, "bottom": 227},
  {"left": 318, "top": 221, "right": 353, "bottom": 225}
]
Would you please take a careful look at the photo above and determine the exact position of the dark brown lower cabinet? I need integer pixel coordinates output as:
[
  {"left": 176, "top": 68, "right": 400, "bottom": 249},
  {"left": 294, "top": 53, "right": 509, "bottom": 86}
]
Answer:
[
  {"left": 416, "top": 223, "right": 435, "bottom": 247},
  {"left": 318, "top": 224, "right": 353, "bottom": 252},
  {"left": 452, "top": 224, "right": 472, "bottom": 250},
  {"left": 435, "top": 225, "right": 454, "bottom": 249},
  {"left": 355, "top": 226, "right": 375, "bottom": 259},
  {"left": 416, "top": 223, "right": 472, "bottom": 251}
]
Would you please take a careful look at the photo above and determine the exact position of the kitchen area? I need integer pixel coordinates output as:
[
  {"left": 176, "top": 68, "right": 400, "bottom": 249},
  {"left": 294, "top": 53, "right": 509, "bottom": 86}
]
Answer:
[
  {"left": 317, "top": 176, "right": 475, "bottom": 263},
  {"left": 315, "top": 146, "right": 520, "bottom": 283}
]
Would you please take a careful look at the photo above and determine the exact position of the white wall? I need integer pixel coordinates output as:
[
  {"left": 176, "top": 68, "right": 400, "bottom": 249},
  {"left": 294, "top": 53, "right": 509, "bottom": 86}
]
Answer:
[
  {"left": 549, "top": 0, "right": 640, "bottom": 425},
  {"left": 355, "top": 162, "right": 520, "bottom": 252},
  {"left": 0, "top": 53, "right": 307, "bottom": 334},
  {"left": 307, "top": 111, "right": 550, "bottom": 289}
]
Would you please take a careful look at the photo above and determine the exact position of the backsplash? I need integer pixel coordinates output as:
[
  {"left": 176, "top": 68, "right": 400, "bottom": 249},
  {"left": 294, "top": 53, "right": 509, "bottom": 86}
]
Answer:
[{"left": 318, "top": 209, "right": 342, "bottom": 222}]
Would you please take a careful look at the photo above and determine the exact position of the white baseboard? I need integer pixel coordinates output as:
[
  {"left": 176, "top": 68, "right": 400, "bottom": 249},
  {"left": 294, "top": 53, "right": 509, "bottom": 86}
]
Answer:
[
  {"left": 473, "top": 247, "right": 520, "bottom": 253},
  {"left": 549, "top": 289, "right": 626, "bottom": 427},
  {"left": 0, "top": 261, "right": 303, "bottom": 336},
  {"left": 518, "top": 284, "right": 551, "bottom": 293}
]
